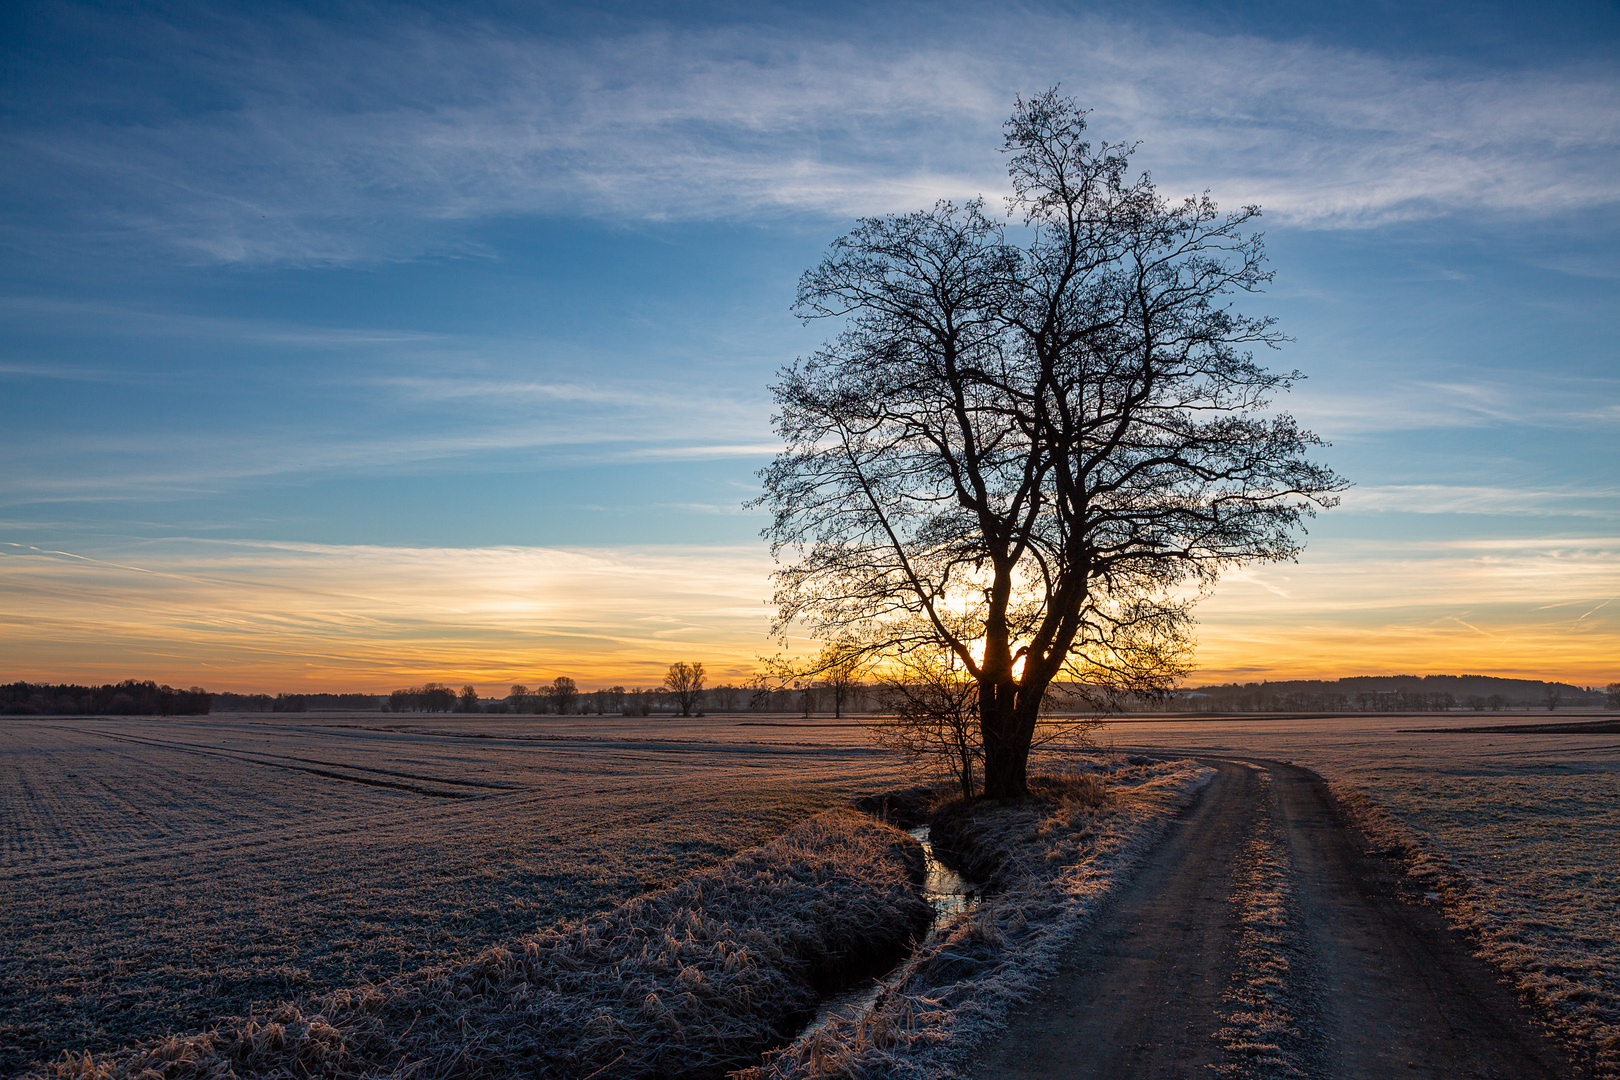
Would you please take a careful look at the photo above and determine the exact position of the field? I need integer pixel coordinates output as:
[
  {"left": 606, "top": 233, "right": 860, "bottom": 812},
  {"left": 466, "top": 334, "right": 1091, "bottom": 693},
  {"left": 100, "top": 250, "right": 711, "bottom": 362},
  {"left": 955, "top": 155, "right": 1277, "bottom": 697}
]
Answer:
[
  {"left": 0, "top": 713, "right": 906, "bottom": 1077},
  {"left": 5, "top": 710, "right": 1617, "bottom": 1078},
  {"left": 1102, "top": 712, "right": 1620, "bottom": 1067}
]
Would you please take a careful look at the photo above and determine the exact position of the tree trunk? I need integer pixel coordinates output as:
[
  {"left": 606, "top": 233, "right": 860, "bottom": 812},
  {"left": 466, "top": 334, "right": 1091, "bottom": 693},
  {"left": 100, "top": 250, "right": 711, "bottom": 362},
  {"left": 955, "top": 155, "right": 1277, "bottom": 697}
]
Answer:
[
  {"left": 978, "top": 676, "right": 1029, "bottom": 798},
  {"left": 980, "top": 675, "right": 1055, "bottom": 799}
]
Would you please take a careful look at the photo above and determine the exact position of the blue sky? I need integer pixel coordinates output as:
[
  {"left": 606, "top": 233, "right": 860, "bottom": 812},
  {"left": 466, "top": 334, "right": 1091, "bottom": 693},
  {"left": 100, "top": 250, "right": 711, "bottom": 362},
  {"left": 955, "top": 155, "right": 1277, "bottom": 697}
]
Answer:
[{"left": 1, "top": 0, "right": 1616, "bottom": 690}]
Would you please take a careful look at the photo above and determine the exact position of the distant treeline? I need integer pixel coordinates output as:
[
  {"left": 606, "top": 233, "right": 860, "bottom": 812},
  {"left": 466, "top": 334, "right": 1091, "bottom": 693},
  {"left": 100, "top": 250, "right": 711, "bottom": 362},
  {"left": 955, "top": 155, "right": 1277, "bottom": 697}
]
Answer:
[
  {"left": 384, "top": 681, "right": 883, "bottom": 716},
  {"left": 1172, "top": 675, "right": 1610, "bottom": 713},
  {"left": 1, "top": 680, "right": 211, "bottom": 716},
  {"left": 211, "top": 691, "right": 384, "bottom": 712},
  {"left": 7, "top": 672, "right": 1612, "bottom": 720}
]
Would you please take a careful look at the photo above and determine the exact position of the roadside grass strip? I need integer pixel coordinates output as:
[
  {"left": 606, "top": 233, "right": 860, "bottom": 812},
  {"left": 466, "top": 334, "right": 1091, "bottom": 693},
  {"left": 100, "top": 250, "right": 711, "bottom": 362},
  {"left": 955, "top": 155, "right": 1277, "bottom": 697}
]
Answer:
[
  {"left": 1213, "top": 773, "right": 1314, "bottom": 1079},
  {"left": 742, "top": 758, "right": 1216, "bottom": 1079},
  {"left": 35, "top": 809, "right": 931, "bottom": 1080},
  {"left": 1331, "top": 781, "right": 1620, "bottom": 1080}
]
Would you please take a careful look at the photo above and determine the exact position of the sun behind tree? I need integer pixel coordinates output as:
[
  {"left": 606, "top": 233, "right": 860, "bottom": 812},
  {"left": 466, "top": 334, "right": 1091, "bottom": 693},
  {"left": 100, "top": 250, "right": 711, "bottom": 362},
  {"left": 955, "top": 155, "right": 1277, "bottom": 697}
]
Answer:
[{"left": 758, "top": 89, "right": 1344, "bottom": 799}]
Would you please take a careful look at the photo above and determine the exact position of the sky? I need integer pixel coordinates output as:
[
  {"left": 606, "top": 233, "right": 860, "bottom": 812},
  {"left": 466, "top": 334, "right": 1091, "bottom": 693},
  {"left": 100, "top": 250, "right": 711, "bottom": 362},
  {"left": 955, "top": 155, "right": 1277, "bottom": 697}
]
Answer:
[{"left": 1, "top": 0, "right": 1616, "bottom": 693}]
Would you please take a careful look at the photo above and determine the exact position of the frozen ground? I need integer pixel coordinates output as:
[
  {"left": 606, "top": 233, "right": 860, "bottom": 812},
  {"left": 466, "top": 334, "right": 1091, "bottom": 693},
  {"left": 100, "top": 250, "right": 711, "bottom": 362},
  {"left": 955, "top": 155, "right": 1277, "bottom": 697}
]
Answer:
[
  {"left": 0, "top": 713, "right": 906, "bottom": 1077},
  {"left": 1103, "top": 713, "right": 1620, "bottom": 1075},
  {"left": 5, "top": 710, "right": 1615, "bottom": 1077}
]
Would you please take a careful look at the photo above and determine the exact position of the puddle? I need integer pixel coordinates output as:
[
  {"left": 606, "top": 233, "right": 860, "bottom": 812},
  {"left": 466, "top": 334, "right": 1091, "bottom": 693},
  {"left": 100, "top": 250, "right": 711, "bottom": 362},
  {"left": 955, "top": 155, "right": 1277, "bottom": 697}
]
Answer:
[{"left": 793, "top": 824, "right": 982, "bottom": 1039}]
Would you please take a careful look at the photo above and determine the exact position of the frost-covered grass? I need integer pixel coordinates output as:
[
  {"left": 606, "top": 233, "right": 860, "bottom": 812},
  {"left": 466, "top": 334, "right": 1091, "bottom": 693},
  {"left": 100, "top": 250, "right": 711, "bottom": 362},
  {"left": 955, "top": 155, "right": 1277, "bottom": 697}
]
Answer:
[
  {"left": 32, "top": 809, "right": 930, "bottom": 1080},
  {"left": 1213, "top": 772, "right": 1310, "bottom": 1080},
  {"left": 0, "top": 714, "right": 907, "bottom": 1077},
  {"left": 1333, "top": 778, "right": 1620, "bottom": 1079},
  {"left": 741, "top": 757, "right": 1215, "bottom": 1079},
  {"left": 1101, "top": 713, "right": 1620, "bottom": 1079}
]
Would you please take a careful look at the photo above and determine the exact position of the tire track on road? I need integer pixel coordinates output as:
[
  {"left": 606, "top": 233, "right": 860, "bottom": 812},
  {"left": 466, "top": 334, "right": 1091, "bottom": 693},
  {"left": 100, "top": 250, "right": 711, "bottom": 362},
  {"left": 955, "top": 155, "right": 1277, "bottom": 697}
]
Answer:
[{"left": 971, "top": 757, "right": 1580, "bottom": 1079}]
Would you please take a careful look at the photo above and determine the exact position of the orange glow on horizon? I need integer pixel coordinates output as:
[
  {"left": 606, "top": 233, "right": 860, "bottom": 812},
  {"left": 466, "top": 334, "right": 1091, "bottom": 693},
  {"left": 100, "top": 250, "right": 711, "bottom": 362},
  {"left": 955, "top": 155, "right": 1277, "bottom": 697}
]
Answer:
[{"left": 1, "top": 535, "right": 1614, "bottom": 694}]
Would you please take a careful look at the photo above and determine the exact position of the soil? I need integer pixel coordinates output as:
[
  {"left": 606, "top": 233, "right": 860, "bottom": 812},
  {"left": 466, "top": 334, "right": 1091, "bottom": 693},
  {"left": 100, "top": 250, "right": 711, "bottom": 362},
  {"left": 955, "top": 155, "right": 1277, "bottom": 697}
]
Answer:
[{"left": 969, "top": 758, "right": 1585, "bottom": 1080}]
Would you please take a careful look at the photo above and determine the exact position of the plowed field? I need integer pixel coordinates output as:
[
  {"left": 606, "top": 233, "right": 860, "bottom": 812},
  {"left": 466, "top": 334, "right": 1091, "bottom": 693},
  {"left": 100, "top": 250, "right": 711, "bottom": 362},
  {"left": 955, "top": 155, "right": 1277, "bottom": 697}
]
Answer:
[{"left": 0, "top": 714, "right": 900, "bottom": 1077}]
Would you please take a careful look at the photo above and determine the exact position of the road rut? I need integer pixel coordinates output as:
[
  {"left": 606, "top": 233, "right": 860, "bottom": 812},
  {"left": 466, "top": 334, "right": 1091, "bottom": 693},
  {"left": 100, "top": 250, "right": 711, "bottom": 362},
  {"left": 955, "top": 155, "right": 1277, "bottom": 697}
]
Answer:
[{"left": 970, "top": 757, "right": 1581, "bottom": 1079}]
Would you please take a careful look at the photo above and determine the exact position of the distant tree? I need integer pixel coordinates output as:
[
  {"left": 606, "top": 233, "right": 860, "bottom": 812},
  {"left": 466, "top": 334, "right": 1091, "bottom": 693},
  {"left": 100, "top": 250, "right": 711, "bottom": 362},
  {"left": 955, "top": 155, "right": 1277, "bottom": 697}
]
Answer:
[
  {"left": 759, "top": 640, "right": 866, "bottom": 718},
  {"left": 508, "top": 684, "right": 531, "bottom": 713},
  {"left": 1607, "top": 682, "right": 1620, "bottom": 710},
  {"left": 549, "top": 676, "right": 578, "bottom": 715},
  {"left": 663, "top": 662, "right": 706, "bottom": 717},
  {"left": 1545, "top": 686, "right": 1563, "bottom": 711},
  {"left": 757, "top": 90, "right": 1341, "bottom": 797},
  {"left": 817, "top": 640, "right": 867, "bottom": 718},
  {"left": 458, "top": 685, "right": 480, "bottom": 713}
]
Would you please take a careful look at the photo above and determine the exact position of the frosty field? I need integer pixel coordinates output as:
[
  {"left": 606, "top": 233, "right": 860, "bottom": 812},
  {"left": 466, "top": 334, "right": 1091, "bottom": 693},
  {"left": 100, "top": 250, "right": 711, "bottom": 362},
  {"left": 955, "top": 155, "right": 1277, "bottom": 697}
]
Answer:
[
  {"left": 0, "top": 714, "right": 904, "bottom": 1077},
  {"left": 5, "top": 710, "right": 1617, "bottom": 1078},
  {"left": 1104, "top": 712, "right": 1620, "bottom": 1070}
]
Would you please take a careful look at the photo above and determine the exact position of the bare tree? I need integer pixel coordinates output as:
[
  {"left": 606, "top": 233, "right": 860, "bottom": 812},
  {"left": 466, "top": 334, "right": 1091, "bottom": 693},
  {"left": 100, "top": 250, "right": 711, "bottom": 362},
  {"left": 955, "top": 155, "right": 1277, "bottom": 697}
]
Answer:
[
  {"left": 549, "top": 676, "right": 578, "bottom": 715},
  {"left": 458, "top": 685, "right": 480, "bottom": 713},
  {"left": 663, "top": 662, "right": 706, "bottom": 717},
  {"left": 819, "top": 640, "right": 867, "bottom": 718},
  {"left": 872, "top": 648, "right": 982, "bottom": 797},
  {"left": 759, "top": 90, "right": 1343, "bottom": 798},
  {"left": 508, "top": 684, "right": 531, "bottom": 714},
  {"left": 760, "top": 639, "right": 867, "bottom": 718}
]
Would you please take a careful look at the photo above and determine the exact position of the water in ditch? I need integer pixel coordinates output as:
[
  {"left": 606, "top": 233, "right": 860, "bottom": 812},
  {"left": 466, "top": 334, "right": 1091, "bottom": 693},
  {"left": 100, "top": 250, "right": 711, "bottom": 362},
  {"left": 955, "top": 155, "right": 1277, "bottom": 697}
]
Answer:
[{"left": 792, "top": 824, "right": 982, "bottom": 1040}]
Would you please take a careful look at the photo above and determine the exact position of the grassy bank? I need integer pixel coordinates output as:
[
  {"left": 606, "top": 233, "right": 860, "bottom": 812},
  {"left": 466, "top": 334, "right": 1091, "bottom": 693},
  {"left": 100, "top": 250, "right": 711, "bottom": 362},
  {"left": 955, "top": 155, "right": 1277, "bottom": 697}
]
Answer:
[
  {"left": 745, "top": 757, "right": 1215, "bottom": 1079},
  {"left": 1332, "top": 781, "right": 1620, "bottom": 1080},
  {"left": 36, "top": 809, "right": 931, "bottom": 1080}
]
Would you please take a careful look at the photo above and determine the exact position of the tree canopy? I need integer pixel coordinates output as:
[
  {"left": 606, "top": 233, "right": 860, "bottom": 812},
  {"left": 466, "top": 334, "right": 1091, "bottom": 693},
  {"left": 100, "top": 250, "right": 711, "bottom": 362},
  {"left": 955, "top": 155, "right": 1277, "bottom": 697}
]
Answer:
[{"left": 759, "top": 90, "right": 1344, "bottom": 797}]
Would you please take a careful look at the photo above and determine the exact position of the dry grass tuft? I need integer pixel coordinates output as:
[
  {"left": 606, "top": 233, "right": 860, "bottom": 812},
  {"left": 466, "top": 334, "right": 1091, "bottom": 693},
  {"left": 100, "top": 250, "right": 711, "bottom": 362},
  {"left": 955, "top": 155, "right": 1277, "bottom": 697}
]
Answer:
[
  {"left": 33, "top": 810, "right": 932, "bottom": 1080},
  {"left": 742, "top": 757, "right": 1215, "bottom": 1079}
]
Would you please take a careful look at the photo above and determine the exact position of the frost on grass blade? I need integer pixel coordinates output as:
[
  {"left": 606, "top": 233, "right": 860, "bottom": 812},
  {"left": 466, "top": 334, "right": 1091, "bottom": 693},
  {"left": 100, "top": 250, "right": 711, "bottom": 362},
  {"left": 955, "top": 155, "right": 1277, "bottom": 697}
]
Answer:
[
  {"left": 742, "top": 757, "right": 1216, "bottom": 1079},
  {"left": 34, "top": 809, "right": 931, "bottom": 1080}
]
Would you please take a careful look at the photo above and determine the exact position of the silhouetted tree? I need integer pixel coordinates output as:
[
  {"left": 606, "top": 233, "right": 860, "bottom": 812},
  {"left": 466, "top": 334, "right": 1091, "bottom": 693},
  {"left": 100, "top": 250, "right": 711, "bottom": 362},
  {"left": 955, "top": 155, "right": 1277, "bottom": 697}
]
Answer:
[
  {"left": 759, "top": 91, "right": 1341, "bottom": 797},
  {"left": 459, "top": 685, "right": 480, "bottom": 712},
  {"left": 815, "top": 640, "right": 867, "bottom": 718},
  {"left": 872, "top": 648, "right": 982, "bottom": 797},
  {"left": 663, "top": 662, "right": 706, "bottom": 717},
  {"left": 549, "top": 676, "right": 578, "bottom": 715},
  {"left": 1545, "top": 687, "right": 1563, "bottom": 711}
]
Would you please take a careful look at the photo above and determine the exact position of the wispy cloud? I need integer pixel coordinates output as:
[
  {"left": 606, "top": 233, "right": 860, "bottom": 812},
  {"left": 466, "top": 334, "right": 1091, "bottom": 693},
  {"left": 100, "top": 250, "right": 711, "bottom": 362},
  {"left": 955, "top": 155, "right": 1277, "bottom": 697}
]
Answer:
[
  {"left": 1, "top": 530, "right": 1614, "bottom": 689},
  {"left": 1287, "top": 371, "right": 1620, "bottom": 435},
  {"left": 1339, "top": 484, "right": 1620, "bottom": 517},
  {"left": 0, "top": 536, "right": 784, "bottom": 689},
  {"left": 1190, "top": 533, "right": 1620, "bottom": 682},
  {"left": 0, "top": 417, "right": 778, "bottom": 505},
  {"left": 6, "top": 9, "right": 1616, "bottom": 266}
]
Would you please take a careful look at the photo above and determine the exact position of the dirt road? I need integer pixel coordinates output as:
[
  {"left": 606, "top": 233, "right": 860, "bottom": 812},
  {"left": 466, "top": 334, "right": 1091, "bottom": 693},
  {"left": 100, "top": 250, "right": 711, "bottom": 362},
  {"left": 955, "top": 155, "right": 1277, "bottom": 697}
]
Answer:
[{"left": 970, "top": 758, "right": 1583, "bottom": 1080}]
